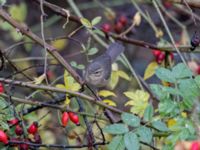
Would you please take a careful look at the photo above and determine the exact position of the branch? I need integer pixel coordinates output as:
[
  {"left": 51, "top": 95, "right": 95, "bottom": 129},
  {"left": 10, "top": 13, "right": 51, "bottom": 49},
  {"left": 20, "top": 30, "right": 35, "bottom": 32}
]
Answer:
[
  {"left": 0, "top": 77, "right": 122, "bottom": 114},
  {"left": 8, "top": 140, "right": 107, "bottom": 149},
  {"left": 31, "top": 0, "right": 200, "bottom": 52},
  {"left": 0, "top": 8, "right": 84, "bottom": 85}
]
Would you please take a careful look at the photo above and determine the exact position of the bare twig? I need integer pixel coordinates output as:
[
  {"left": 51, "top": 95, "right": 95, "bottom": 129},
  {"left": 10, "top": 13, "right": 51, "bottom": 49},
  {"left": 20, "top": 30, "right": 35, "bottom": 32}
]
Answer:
[
  {"left": 0, "top": 77, "right": 123, "bottom": 114},
  {"left": 31, "top": 0, "right": 200, "bottom": 52},
  {"left": 0, "top": 8, "right": 84, "bottom": 85}
]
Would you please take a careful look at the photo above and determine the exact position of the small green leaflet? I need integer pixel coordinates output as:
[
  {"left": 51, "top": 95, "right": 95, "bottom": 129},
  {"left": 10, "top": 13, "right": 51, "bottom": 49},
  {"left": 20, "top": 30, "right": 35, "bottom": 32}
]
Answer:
[
  {"left": 155, "top": 67, "right": 175, "bottom": 83},
  {"left": 107, "top": 135, "right": 125, "bottom": 150},
  {"left": 143, "top": 104, "right": 154, "bottom": 122},
  {"left": 152, "top": 120, "right": 169, "bottom": 132},
  {"left": 121, "top": 113, "right": 140, "bottom": 127},
  {"left": 136, "top": 126, "right": 152, "bottom": 144},
  {"left": 91, "top": 16, "right": 102, "bottom": 26},
  {"left": 124, "top": 132, "right": 140, "bottom": 150},
  {"left": 103, "top": 123, "right": 129, "bottom": 135}
]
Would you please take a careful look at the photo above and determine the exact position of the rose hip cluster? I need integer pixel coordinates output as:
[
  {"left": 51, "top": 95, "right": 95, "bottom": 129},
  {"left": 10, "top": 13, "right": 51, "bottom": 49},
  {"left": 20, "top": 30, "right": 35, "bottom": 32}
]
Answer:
[
  {"left": 0, "top": 119, "right": 41, "bottom": 150},
  {"left": 61, "top": 112, "right": 80, "bottom": 127},
  {"left": 101, "top": 15, "right": 128, "bottom": 34},
  {"left": 152, "top": 49, "right": 174, "bottom": 64}
]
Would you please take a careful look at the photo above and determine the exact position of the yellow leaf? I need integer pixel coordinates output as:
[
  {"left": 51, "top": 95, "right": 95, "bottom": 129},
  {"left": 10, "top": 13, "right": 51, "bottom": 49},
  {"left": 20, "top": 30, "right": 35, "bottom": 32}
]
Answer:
[
  {"left": 108, "top": 71, "right": 119, "bottom": 90},
  {"left": 167, "top": 119, "right": 177, "bottom": 128},
  {"left": 124, "top": 90, "right": 149, "bottom": 116},
  {"left": 144, "top": 61, "right": 158, "bottom": 80},
  {"left": 56, "top": 84, "right": 65, "bottom": 89},
  {"left": 124, "top": 90, "right": 149, "bottom": 101},
  {"left": 181, "top": 112, "right": 187, "bottom": 118},
  {"left": 130, "top": 102, "right": 148, "bottom": 117},
  {"left": 65, "top": 76, "right": 75, "bottom": 88},
  {"left": 9, "top": 3, "right": 27, "bottom": 22},
  {"left": 33, "top": 73, "right": 46, "bottom": 85},
  {"left": 64, "top": 70, "right": 81, "bottom": 91},
  {"left": 124, "top": 91, "right": 136, "bottom": 100},
  {"left": 117, "top": 70, "right": 130, "bottom": 81},
  {"left": 98, "top": 90, "right": 116, "bottom": 97},
  {"left": 103, "top": 99, "right": 116, "bottom": 107},
  {"left": 51, "top": 39, "right": 67, "bottom": 51},
  {"left": 64, "top": 70, "right": 69, "bottom": 76},
  {"left": 64, "top": 96, "right": 71, "bottom": 105},
  {"left": 71, "top": 83, "right": 81, "bottom": 91},
  {"left": 124, "top": 100, "right": 134, "bottom": 106},
  {"left": 80, "top": 18, "right": 92, "bottom": 28}
]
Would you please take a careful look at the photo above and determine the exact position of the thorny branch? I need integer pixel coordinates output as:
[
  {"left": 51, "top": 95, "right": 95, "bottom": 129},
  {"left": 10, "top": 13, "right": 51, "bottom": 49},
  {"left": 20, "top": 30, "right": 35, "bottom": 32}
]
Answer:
[
  {"left": 31, "top": 0, "right": 200, "bottom": 52},
  {"left": 0, "top": 8, "right": 84, "bottom": 85}
]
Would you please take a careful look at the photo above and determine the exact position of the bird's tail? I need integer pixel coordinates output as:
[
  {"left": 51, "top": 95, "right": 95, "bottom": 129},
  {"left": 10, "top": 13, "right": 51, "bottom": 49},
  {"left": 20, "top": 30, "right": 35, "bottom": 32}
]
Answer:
[{"left": 106, "top": 42, "right": 125, "bottom": 62}]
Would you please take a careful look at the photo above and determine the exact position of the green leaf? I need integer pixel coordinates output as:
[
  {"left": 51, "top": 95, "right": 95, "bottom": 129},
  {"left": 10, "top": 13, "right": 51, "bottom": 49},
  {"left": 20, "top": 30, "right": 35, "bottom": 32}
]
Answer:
[
  {"left": 92, "top": 29, "right": 105, "bottom": 36},
  {"left": 172, "top": 63, "right": 192, "bottom": 79},
  {"left": 10, "top": 30, "right": 23, "bottom": 41},
  {"left": 178, "top": 129, "right": 191, "bottom": 140},
  {"left": 182, "top": 98, "right": 194, "bottom": 109},
  {"left": 0, "top": 21, "right": 13, "bottom": 31},
  {"left": 136, "top": 126, "right": 152, "bottom": 144},
  {"left": 91, "top": 16, "right": 102, "bottom": 26},
  {"left": 179, "top": 79, "right": 199, "bottom": 99},
  {"left": 124, "top": 132, "right": 140, "bottom": 150},
  {"left": 0, "top": 97, "right": 7, "bottom": 109},
  {"left": 77, "top": 64, "right": 85, "bottom": 70},
  {"left": 107, "top": 135, "right": 125, "bottom": 150},
  {"left": 161, "top": 86, "right": 180, "bottom": 95},
  {"left": 185, "top": 120, "right": 195, "bottom": 135},
  {"left": 80, "top": 17, "right": 92, "bottom": 28},
  {"left": 143, "top": 104, "right": 154, "bottom": 122},
  {"left": 87, "top": 47, "right": 98, "bottom": 55},
  {"left": 194, "top": 75, "right": 200, "bottom": 89},
  {"left": 24, "top": 37, "right": 33, "bottom": 52},
  {"left": 70, "top": 61, "right": 77, "bottom": 67},
  {"left": 0, "top": 121, "right": 9, "bottom": 130},
  {"left": 158, "top": 100, "right": 179, "bottom": 116},
  {"left": 152, "top": 120, "right": 169, "bottom": 132},
  {"left": 121, "top": 113, "right": 140, "bottom": 127},
  {"left": 103, "top": 123, "right": 129, "bottom": 135},
  {"left": 155, "top": 67, "right": 175, "bottom": 83},
  {"left": 150, "top": 84, "right": 168, "bottom": 100}
]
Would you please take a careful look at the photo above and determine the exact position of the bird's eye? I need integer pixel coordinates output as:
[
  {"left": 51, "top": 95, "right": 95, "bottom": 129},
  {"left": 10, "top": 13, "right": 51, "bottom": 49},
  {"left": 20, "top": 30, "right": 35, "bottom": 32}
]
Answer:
[
  {"left": 94, "top": 70, "right": 100, "bottom": 74},
  {"left": 93, "top": 69, "right": 102, "bottom": 76}
]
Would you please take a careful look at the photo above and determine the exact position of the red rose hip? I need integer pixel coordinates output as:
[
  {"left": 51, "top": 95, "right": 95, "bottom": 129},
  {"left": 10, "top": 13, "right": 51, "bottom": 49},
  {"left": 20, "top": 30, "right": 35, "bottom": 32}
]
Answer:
[
  {"left": 0, "top": 130, "right": 8, "bottom": 144},
  {"left": 119, "top": 15, "right": 128, "bottom": 26},
  {"left": 15, "top": 125, "right": 23, "bottom": 136},
  {"left": 101, "top": 23, "right": 111, "bottom": 33},
  {"left": 68, "top": 112, "right": 80, "bottom": 126},
  {"left": 61, "top": 112, "right": 69, "bottom": 127},
  {"left": 28, "top": 122, "right": 38, "bottom": 135}
]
